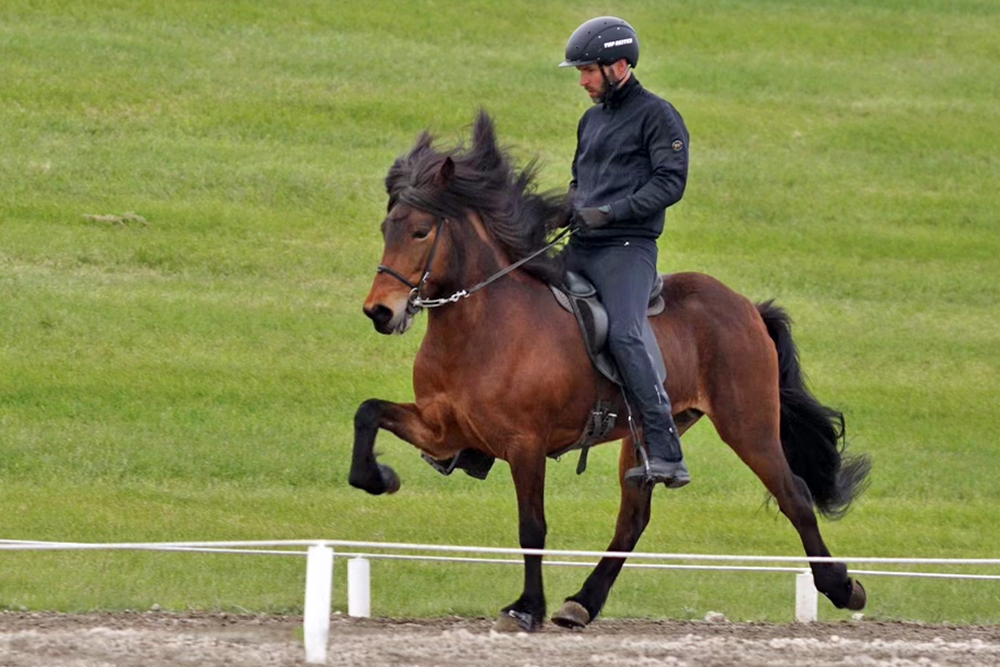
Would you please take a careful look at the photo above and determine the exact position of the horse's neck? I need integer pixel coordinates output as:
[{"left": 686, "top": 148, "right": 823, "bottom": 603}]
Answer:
[
  {"left": 437, "top": 216, "right": 510, "bottom": 299},
  {"left": 425, "top": 269, "right": 552, "bottom": 342},
  {"left": 466, "top": 213, "right": 511, "bottom": 279},
  {"left": 424, "top": 214, "right": 549, "bottom": 338}
]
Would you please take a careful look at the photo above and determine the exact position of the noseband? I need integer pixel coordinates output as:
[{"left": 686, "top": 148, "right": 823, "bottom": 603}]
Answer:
[{"left": 376, "top": 216, "right": 574, "bottom": 311}]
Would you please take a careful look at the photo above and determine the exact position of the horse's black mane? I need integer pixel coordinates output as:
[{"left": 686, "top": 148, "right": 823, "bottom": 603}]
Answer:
[{"left": 385, "top": 110, "right": 568, "bottom": 285}]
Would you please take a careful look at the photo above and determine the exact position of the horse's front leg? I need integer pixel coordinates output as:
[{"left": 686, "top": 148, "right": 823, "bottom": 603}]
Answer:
[
  {"left": 348, "top": 398, "right": 437, "bottom": 495},
  {"left": 495, "top": 449, "right": 548, "bottom": 633}
]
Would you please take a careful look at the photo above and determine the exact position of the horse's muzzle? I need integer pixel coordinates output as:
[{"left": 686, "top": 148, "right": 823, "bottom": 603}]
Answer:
[
  {"left": 363, "top": 302, "right": 414, "bottom": 335},
  {"left": 363, "top": 303, "right": 395, "bottom": 334}
]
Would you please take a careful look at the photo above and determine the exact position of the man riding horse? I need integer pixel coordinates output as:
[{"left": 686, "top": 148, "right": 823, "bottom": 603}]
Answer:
[
  {"left": 353, "top": 18, "right": 870, "bottom": 629},
  {"left": 560, "top": 16, "right": 691, "bottom": 488}
]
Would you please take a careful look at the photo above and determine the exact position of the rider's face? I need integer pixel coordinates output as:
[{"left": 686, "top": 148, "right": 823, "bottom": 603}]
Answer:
[
  {"left": 576, "top": 60, "right": 629, "bottom": 102},
  {"left": 576, "top": 64, "right": 606, "bottom": 101}
]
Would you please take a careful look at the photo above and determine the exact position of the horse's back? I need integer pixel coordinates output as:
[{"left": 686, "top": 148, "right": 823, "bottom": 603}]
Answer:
[{"left": 658, "top": 271, "right": 764, "bottom": 331}]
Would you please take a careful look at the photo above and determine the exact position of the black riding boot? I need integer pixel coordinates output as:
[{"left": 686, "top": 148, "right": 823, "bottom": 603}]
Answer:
[
  {"left": 624, "top": 425, "right": 690, "bottom": 488},
  {"left": 623, "top": 383, "right": 690, "bottom": 489}
]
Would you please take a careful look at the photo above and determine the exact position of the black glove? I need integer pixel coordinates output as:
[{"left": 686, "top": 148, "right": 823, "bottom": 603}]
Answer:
[
  {"left": 573, "top": 205, "right": 613, "bottom": 230},
  {"left": 557, "top": 184, "right": 578, "bottom": 228}
]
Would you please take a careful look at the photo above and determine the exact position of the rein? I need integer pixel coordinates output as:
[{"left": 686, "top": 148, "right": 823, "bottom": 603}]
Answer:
[{"left": 376, "top": 218, "right": 574, "bottom": 311}]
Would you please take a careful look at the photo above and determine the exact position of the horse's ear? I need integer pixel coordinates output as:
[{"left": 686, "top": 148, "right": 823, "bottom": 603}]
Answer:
[{"left": 434, "top": 156, "right": 455, "bottom": 187}]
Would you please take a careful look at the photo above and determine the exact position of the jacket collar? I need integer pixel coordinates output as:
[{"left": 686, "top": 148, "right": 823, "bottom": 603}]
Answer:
[{"left": 603, "top": 74, "right": 641, "bottom": 109}]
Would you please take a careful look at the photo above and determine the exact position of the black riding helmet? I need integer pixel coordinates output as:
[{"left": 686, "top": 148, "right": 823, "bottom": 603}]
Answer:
[{"left": 559, "top": 16, "right": 639, "bottom": 68}]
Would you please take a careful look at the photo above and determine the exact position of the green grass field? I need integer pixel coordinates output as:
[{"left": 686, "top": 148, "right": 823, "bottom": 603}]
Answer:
[{"left": 2, "top": 0, "right": 999, "bottom": 623}]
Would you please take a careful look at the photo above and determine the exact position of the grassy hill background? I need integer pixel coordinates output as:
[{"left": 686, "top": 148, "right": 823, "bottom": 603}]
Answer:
[{"left": 2, "top": 0, "right": 998, "bottom": 622}]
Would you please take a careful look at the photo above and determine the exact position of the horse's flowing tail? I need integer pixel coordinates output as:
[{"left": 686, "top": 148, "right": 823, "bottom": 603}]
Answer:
[{"left": 757, "top": 301, "right": 871, "bottom": 519}]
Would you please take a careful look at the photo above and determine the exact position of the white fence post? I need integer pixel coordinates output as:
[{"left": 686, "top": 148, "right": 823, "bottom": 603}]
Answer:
[
  {"left": 303, "top": 544, "right": 334, "bottom": 664},
  {"left": 348, "top": 557, "right": 371, "bottom": 618},
  {"left": 795, "top": 569, "right": 818, "bottom": 622}
]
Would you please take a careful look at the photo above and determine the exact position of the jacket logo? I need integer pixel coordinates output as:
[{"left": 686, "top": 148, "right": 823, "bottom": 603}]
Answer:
[{"left": 603, "top": 38, "right": 634, "bottom": 48}]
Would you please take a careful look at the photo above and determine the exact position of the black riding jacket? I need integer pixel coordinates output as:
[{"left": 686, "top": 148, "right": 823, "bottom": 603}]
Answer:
[{"left": 570, "top": 75, "right": 689, "bottom": 243}]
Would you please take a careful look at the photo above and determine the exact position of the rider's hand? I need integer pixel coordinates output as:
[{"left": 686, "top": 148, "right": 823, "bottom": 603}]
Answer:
[
  {"left": 558, "top": 185, "right": 578, "bottom": 228},
  {"left": 573, "top": 205, "right": 613, "bottom": 230}
]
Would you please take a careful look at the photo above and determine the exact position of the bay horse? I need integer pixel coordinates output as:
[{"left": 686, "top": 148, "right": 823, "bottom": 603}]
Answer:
[{"left": 350, "top": 110, "right": 870, "bottom": 631}]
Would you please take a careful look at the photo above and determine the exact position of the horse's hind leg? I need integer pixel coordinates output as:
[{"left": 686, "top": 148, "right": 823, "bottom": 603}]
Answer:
[
  {"left": 714, "top": 415, "right": 865, "bottom": 611},
  {"left": 553, "top": 437, "right": 653, "bottom": 628}
]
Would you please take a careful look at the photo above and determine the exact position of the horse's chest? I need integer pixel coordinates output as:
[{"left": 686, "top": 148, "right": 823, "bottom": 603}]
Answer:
[{"left": 414, "top": 372, "right": 520, "bottom": 447}]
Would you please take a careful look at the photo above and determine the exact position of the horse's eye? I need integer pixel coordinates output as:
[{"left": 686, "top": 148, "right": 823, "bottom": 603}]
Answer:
[{"left": 412, "top": 228, "right": 430, "bottom": 240}]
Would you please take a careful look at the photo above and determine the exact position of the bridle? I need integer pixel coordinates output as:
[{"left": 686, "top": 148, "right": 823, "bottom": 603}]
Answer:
[
  {"left": 376, "top": 216, "right": 574, "bottom": 311},
  {"left": 375, "top": 217, "right": 447, "bottom": 312}
]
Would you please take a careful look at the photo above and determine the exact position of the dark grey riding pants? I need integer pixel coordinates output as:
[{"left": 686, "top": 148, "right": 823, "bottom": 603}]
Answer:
[{"left": 562, "top": 239, "right": 681, "bottom": 461}]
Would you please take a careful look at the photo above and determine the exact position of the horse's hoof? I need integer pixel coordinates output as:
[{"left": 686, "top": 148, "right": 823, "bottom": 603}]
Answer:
[
  {"left": 551, "top": 601, "right": 590, "bottom": 629},
  {"left": 378, "top": 464, "right": 400, "bottom": 494},
  {"left": 495, "top": 609, "right": 539, "bottom": 633},
  {"left": 845, "top": 578, "right": 866, "bottom": 611}
]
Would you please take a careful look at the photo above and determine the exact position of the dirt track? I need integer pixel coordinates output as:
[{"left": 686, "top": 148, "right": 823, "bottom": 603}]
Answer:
[{"left": 2, "top": 612, "right": 1000, "bottom": 666}]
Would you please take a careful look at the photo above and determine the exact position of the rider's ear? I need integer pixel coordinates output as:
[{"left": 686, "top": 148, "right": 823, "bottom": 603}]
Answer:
[{"left": 434, "top": 157, "right": 455, "bottom": 187}]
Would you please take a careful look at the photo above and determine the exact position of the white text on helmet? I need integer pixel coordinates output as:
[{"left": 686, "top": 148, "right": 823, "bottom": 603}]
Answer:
[{"left": 603, "top": 38, "right": 633, "bottom": 48}]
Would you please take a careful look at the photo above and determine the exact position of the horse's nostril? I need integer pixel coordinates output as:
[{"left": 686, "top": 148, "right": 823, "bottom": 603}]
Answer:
[{"left": 364, "top": 304, "right": 394, "bottom": 329}]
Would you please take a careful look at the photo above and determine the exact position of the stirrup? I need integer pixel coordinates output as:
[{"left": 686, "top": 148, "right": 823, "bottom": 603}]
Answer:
[{"left": 624, "top": 456, "right": 690, "bottom": 489}]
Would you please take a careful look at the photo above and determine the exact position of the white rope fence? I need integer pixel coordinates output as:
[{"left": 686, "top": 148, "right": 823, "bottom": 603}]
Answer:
[{"left": 3, "top": 538, "right": 999, "bottom": 664}]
